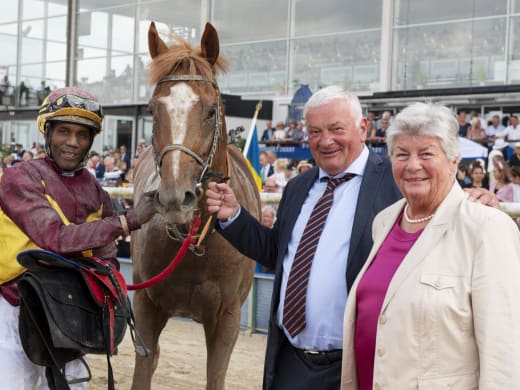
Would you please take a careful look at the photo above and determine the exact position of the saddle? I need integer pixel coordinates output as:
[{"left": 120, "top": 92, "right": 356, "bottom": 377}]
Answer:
[{"left": 16, "top": 249, "right": 148, "bottom": 390}]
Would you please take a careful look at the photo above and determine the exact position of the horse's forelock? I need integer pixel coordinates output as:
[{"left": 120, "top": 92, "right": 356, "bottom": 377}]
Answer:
[{"left": 149, "top": 39, "right": 229, "bottom": 86}]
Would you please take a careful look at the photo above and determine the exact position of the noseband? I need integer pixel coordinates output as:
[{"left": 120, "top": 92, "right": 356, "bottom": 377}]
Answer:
[{"left": 152, "top": 74, "right": 223, "bottom": 184}]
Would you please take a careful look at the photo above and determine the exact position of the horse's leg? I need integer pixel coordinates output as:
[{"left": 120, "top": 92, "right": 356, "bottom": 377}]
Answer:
[
  {"left": 203, "top": 300, "right": 242, "bottom": 390},
  {"left": 131, "top": 289, "right": 169, "bottom": 390}
]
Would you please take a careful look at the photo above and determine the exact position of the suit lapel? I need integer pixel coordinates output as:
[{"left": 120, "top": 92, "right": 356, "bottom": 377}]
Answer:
[
  {"left": 348, "top": 151, "right": 384, "bottom": 264},
  {"left": 380, "top": 184, "right": 465, "bottom": 312}
]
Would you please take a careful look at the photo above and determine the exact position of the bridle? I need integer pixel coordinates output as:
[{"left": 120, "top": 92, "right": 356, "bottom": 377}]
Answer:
[
  {"left": 152, "top": 74, "right": 223, "bottom": 185},
  {"left": 151, "top": 73, "right": 228, "bottom": 255}
]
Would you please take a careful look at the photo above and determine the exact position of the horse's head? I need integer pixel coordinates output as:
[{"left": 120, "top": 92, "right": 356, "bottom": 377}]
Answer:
[{"left": 147, "top": 22, "right": 228, "bottom": 226}]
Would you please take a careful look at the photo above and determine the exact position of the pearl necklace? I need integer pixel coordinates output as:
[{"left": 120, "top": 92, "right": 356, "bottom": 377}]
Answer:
[{"left": 403, "top": 204, "right": 434, "bottom": 224}]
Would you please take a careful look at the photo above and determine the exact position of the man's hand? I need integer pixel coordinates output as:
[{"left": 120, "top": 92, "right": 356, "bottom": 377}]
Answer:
[
  {"left": 205, "top": 182, "right": 239, "bottom": 221},
  {"left": 464, "top": 187, "right": 500, "bottom": 209}
]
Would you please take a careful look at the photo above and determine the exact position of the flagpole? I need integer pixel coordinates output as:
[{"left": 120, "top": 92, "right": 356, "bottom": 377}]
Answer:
[{"left": 243, "top": 101, "right": 262, "bottom": 157}]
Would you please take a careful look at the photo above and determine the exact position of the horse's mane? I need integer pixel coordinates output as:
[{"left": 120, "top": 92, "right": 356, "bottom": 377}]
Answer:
[{"left": 149, "top": 34, "right": 229, "bottom": 85}]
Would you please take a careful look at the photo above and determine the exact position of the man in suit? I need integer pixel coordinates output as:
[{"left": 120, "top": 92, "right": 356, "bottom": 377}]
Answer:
[
  {"left": 261, "top": 120, "right": 275, "bottom": 141},
  {"left": 119, "top": 144, "right": 131, "bottom": 176},
  {"left": 260, "top": 151, "right": 274, "bottom": 184},
  {"left": 205, "top": 86, "right": 402, "bottom": 389}
]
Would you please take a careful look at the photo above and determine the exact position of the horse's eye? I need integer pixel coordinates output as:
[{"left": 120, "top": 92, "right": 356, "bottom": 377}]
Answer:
[
  {"left": 207, "top": 107, "right": 216, "bottom": 120},
  {"left": 148, "top": 102, "right": 155, "bottom": 115}
]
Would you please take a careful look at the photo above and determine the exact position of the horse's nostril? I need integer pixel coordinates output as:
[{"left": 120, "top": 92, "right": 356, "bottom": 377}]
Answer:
[{"left": 183, "top": 191, "right": 197, "bottom": 207}]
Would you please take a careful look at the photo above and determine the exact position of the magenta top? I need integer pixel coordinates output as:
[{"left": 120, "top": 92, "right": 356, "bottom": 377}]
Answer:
[{"left": 354, "top": 215, "right": 422, "bottom": 390}]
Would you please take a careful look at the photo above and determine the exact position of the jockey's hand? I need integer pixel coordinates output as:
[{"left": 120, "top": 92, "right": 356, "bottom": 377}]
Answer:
[
  {"left": 132, "top": 190, "right": 158, "bottom": 225},
  {"left": 464, "top": 187, "right": 500, "bottom": 209},
  {"left": 206, "top": 182, "right": 239, "bottom": 221}
]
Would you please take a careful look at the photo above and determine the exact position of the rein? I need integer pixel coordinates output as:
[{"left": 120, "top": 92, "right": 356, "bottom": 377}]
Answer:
[{"left": 126, "top": 214, "right": 201, "bottom": 291}]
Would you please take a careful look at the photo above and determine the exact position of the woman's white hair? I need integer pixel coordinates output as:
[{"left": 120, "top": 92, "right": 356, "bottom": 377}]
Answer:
[
  {"left": 303, "top": 85, "right": 363, "bottom": 127},
  {"left": 386, "top": 102, "right": 460, "bottom": 162}
]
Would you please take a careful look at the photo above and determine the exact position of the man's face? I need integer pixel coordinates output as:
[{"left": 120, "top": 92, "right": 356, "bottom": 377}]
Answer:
[
  {"left": 50, "top": 122, "right": 92, "bottom": 171},
  {"left": 306, "top": 99, "right": 367, "bottom": 176},
  {"left": 512, "top": 117, "right": 518, "bottom": 127},
  {"left": 260, "top": 153, "right": 267, "bottom": 167}
]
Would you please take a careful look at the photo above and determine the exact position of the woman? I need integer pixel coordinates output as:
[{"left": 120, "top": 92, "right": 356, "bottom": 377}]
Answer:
[
  {"left": 489, "top": 155, "right": 514, "bottom": 202},
  {"left": 469, "top": 162, "right": 488, "bottom": 189},
  {"left": 466, "top": 117, "right": 486, "bottom": 142},
  {"left": 341, "top": 103, "right": 520, "bottom": 389}
]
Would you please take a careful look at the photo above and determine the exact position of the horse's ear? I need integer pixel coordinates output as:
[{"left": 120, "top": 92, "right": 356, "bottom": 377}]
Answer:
[
  {"left": 200, "top": 23, "right": 219, "bottom": 66},
  {"left": 148, "top": 21, "right": 169, "bottom": 59}
]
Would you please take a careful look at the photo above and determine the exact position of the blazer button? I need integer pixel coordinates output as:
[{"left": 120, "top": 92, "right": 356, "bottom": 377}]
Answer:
[
  {"left": 379, "top": 314, "right": 387, "bottom": 324},
  {"left": 377, "top": 348, "right": 385, "bottom": 357},
  {"left": 374, "top": 382, "right": 382, "bottom": 390}
]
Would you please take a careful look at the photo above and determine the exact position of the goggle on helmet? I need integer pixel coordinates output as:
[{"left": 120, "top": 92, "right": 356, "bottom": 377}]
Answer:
[{"left": 37, "top": 87, "right": 104, "bottom": 135}]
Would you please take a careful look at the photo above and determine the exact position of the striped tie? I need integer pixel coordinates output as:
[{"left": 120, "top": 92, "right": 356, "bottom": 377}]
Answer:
[{"left": 283, "top": 174, "right": 355, "bottom": 337}]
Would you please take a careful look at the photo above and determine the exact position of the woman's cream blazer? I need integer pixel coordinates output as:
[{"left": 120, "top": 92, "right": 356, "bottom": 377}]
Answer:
[{"left": 341, "top": 183, "right": 520, "bottom": 389}]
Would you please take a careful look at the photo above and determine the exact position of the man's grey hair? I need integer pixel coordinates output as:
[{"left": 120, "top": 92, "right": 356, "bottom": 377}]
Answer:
[{"left": 303, "top": 85, "right": 363, "bottom": 127}]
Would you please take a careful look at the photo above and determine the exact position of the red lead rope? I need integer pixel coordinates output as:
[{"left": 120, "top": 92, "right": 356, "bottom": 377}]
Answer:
[{"left": 127, "top": 214, "right": 201, "bottom": 291}]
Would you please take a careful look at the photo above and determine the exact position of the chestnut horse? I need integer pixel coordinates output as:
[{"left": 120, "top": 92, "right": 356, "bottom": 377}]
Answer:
[{"left": 130, "top": 22, "right": 260, "bottom": 389}]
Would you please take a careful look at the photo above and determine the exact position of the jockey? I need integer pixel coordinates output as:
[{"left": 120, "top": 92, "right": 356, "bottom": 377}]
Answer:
[{"left": 0, "top": 86, "right": 157, "bottom": 389}]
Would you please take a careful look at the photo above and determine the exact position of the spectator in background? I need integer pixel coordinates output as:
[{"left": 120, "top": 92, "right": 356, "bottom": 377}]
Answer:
[
  {"left": 296, "top": 160, "right": 313, "bottom": 175},
  {"left": 469, "top": 162, "right": 488, "bottom": 189},
  {"left": 259, "top": 151, "right": 274, "bottom": 184},
  {"left": 470, "top": 110, "right": 487, "bottom": 129},
  {"left": 457, "top": 110, "right": 471, "bottom": 137},
  {"left": 102, "top": 156, "right": 122, "bottom": 187},
  {"left": 486, "top": 115, "right": 505, "bottom": 147},
  {"left": 261, "top": 120, "right": 275, "bottom": 141},
  {"left": 456, "top": 161, "right": 472, "bottom": 188},
  {"left": 273, "top": 121, "right": 287, "bottom": 141},
  {"left": 508, "top": 142, "right": 520, "bottom": 168},
  {"left": 18, "top": 81, "right": 30, "bottom": 106},
  {"left": 285, "top": 121, "right": 298, "bottom": 140},
  {"left": 488, "top": 139, "right": 509, "bottom": 185},
  {"left": 291, "top": 121, "right": 306, "bottom": 143},
  {"left": 119, "top": 144, "right": 131, "bottom": 175},
  {"left": 262, "top": 177, "right": 281, "bottom": 193},
  {"left": 0, "top": 75, "right": 12, "bottom": 104},
  {"left": 266, "top": 149, "right": 277, "bottom": 168},
  {"left": 467, "top": 117, "right": 486, "bottom": 142},
  {"left": 261, "top": 205, "right": 276, "bottom": 228},
  {"left": 21, "top": 151, "right": 33, "bottom": 162},
  {"left": 269, "top": 157, "right": 290, "bottom": 190},
  {"left": 501, "top": 115, "right": 520, "bottom": 141},
  {"left": 490, "top": 155, "right": 514, "bottom": 202},
  {"left": 511, "top": 166, "right": 520, "bottom": 203},
  {"left": 135, "top": 143, "right": 145, "bottom": 159}
]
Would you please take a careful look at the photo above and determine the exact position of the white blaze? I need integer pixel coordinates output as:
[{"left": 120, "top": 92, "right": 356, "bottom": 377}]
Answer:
[{"left": 158, "top": 83, "right": 199, "bottom": 178}]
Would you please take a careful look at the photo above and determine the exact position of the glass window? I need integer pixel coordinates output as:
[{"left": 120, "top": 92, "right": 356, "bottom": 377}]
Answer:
[
  {"left": 112, "top": 13, "right": 134, "bottom": 55},
  {"left": 46, "top": 62, "right": 67, "bottom": 88},
  {"left": 22, "top": 37, "right": 44, "bottom": 64},
  {"left": 294, "top": 0, "right": 382, "bottom": 36},
  {"left": 0, "top": 27, "right": 18, "bottom": 67},
  {"left": 0, "top": 1, "right": 19, "bottom": 23},
  {"left": 392, "top": 18, "right": 506, "bottom": 89},
  {"left": 292, "top": 31, "right": 381, "bottom": 94},
  {"left": 212, "top": 0, "right": 289, "bottom": 43},
  {"left": 47, "top": 16, "right": 68, "bottom": 42},
  {"left": 78, "top": 11, "right": 109, "bottom": 56},
  {"left": 79, "top": 0, "right": 134, "bottom": 11},
  {"left": 219, "top": 41, "right": 288, "bottom": 96},
  {"left": 136, "top": 0, "right": 203, "bottom": 53},
  {"left": 395, "top": 0, "right": 507, "bottom": 25}
]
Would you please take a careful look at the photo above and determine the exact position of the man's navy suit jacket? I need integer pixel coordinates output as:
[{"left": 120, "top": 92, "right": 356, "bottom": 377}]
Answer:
[{"left": 219, "top": 149, "right": 402, "bottom": 389}]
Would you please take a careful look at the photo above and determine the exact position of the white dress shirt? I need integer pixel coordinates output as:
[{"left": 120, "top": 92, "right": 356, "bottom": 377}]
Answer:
[{"left": 277, "top": 146, "right": 369, "bottom": 351}]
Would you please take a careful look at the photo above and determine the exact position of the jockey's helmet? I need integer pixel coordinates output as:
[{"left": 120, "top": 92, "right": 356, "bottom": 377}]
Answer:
[{"left": 37, "top": 87, "right": 104, "bottom": 135}]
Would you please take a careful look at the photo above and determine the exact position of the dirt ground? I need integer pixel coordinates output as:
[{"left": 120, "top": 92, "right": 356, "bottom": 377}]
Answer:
[{"left": 87, "top": 318, "right": 266, "bottom": 389}]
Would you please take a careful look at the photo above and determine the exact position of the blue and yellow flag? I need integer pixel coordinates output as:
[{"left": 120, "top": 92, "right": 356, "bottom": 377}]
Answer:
[{"left": 243, "top": 102, "right": 263, "bottom": 191}]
